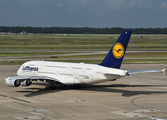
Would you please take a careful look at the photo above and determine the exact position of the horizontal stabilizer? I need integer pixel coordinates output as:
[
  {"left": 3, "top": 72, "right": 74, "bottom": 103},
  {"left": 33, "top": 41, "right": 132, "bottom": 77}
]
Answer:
[{"left": 96, "top": 72, "right": 122, "bottom": 76}]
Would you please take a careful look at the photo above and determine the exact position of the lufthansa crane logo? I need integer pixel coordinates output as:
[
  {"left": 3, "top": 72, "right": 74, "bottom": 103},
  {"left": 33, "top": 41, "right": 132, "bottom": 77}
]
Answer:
[{"left": 113, "top": 42, "right": 124, "bottom": 59}]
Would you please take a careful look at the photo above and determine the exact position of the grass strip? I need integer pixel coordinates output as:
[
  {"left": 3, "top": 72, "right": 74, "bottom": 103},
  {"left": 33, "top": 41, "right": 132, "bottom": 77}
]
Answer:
[
  {"left": 1, "top": 59, "right": 167, "bottom": 65},
  {"left": 0, "top": 52, "right": 75, "bottom": 57}
]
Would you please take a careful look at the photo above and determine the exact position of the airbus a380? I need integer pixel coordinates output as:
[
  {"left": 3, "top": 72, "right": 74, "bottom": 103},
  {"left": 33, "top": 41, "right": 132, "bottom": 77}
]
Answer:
[{"left": 4, "top": 31, "right": 165, "bottom": 89}]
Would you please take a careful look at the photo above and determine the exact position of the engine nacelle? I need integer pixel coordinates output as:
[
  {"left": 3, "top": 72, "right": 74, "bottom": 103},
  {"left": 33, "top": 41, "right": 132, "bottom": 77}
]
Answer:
[
  {"left": 21, "top": 80, "right": 32, "bottom": 86},
  {"left": 5, "top": 77, "right": 32, "bottom": 87},
  {"left": 5, "top": 77, "right": 21, "bottom": 87}
]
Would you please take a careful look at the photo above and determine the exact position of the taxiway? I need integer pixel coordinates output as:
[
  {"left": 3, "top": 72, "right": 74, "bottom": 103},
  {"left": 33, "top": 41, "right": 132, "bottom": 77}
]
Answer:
[{"left": 0, "top": 64, "right": 167, "bottom": 120}]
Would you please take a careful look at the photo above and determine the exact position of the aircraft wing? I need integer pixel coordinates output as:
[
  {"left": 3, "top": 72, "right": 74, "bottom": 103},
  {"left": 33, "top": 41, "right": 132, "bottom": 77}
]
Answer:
[
  {"left": 127, "top": 69, "right": 165, "bottom": 75},
  {"left": 4, "top": 76, "right": 57, "bottom": 81},
  {"left": 4, "top": 75, "right": 77, "bottom": 87}
]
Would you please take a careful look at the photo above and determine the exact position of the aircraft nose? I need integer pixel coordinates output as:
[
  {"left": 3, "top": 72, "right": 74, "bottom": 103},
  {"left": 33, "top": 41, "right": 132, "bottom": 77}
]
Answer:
[
  {"left": 17, "top": 66, "right": 22, "bottom": 75},
  {"left": 17, "top": 69, "right": 20, "bottom": 75}
]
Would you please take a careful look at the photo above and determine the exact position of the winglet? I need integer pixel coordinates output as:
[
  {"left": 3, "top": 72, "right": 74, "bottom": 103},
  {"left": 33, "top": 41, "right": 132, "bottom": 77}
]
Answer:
[{"left": 161, "top": 69, "right": 165, "bottom": 74}]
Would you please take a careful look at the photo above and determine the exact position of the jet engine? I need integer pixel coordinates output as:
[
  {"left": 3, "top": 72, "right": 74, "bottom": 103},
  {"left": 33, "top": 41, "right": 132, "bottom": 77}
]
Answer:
[
  {"left": 5, "top": 77, "right": 21, "bottom": 87},
  {"left": 21, "top": 80, "right": 32, "bottom": 86},
  {"left": 5, "top": 77, "right": 32, "bottom": 87}
]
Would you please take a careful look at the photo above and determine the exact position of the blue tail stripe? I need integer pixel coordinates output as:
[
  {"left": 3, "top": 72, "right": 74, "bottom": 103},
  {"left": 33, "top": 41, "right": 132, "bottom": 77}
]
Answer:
[{"left": 99, "top": 31, "right": 132, "bottom": 69}]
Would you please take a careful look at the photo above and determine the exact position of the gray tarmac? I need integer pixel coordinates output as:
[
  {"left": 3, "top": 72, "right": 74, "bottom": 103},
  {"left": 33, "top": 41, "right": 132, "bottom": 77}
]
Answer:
[{"left": 0, "top": 64, "right": 167, "bottom": 120}]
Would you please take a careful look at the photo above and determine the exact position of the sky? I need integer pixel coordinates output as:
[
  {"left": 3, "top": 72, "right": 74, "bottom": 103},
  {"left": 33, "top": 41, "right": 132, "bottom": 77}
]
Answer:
[{"left": 0, "top": 0, "right": 167, "bottom": 28}]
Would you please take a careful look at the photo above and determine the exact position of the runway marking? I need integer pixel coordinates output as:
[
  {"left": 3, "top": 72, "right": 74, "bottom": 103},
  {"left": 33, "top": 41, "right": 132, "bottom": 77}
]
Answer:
[
  {"left": 10, "top": 97, "right": 31, "bottom": 103},
  {"left": 0, "top": 93, "right": 31, "bottom": 103},
  {"left": 40, "top": 116, "right": 47, "bottom": 120},
  {"left": 131, "top": 96, "right": 167, "bottom": 120},
  {"left": 133, "top": 109, "right": 162, "bottom": 113},
  {"left": 0, "top": 94, "right": 8, "bottom": 97}
]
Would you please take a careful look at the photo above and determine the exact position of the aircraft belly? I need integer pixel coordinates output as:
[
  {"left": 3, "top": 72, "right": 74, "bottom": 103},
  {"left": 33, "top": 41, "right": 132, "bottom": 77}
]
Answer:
[{"left": 78, "top": 74, "right": 120, "bottom": 84}]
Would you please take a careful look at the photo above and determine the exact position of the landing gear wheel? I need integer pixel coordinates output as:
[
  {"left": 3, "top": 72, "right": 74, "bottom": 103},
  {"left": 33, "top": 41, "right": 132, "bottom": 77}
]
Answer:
[
  {"left": 73, "top": 85, "right": 81, "bottom": 89},
  {"left": 63, "top": 85, "right": 69, "bottom": 90},
  {"left": 49, "top": 86, "right": 57, "bottom": 89}
]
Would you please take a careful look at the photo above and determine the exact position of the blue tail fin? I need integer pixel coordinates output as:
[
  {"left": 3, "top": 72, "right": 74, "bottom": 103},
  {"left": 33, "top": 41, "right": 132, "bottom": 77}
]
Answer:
[{"left": 99, "top": 31, "right": 132, "bottom": 69}]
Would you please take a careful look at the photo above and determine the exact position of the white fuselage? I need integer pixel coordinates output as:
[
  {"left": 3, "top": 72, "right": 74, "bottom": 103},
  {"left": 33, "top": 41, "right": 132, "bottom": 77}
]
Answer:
[{"left": 17, "top": 61, "right": 127, "bottom": 85}]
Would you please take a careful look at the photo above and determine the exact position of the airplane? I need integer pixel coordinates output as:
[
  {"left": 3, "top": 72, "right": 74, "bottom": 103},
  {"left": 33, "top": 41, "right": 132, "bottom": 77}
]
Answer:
[{"left": 4, "top": 31, "right": 165, "bottom": 89}]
